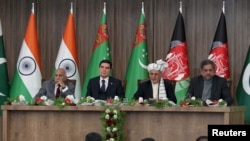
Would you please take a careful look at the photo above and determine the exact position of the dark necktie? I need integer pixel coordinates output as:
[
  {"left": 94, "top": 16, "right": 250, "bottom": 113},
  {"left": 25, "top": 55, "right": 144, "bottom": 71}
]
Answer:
[
  {"left": 100, "top": 80, "right": 106, "bottom": 92},
  {"left": 56, "top": 85, "right": 61, "bottom": 98}
]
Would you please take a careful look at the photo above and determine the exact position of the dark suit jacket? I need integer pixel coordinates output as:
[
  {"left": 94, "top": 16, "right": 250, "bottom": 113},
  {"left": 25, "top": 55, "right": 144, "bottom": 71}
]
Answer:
[
  {"left": 86, "top": 76, "right": 124, "bottom": 100},
  {"left": 34, "top": 79, "right": 75, "bottom": 99},
  {"left": 133, "top": 79, "right": 177, "bottom": 104},
  {"left": 186, "top": 75, "right": 233, "bottom": 106}
]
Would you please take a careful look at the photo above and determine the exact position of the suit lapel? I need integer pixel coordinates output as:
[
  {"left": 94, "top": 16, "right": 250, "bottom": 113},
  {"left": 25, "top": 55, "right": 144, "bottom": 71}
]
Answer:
[
  {"left": 48, "top": 80, "right": 56, "bottom": 95},
  {"left": 96, "top": 77, "right": 101, "bottom": 92},
  {"left": 211, "top": 77, "right": 217, "bottom": 98},
  {"left": 198, "top": 77, "right": 204, "bottom": 98},
  {"left": 106, "top": 77, "right": 113, "bottom": 92},
  {"left": 146, "top": 81, "right": 153, "bottom": 97}
]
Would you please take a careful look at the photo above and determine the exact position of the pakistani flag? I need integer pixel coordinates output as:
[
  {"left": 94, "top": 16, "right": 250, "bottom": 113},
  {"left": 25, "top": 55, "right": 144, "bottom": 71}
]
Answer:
[
  {"left": 125, "top": 3, "right": 149, "bottom": 99},
  {"left": 0, "top": 20, "right": 10, "bottom": 115},
  {"left": 162, "top": 11, "right": 190, "bottom": 105},
  {"left": 54, "top": 5, "right": 82, "bottom": 100},
  {"left": 82, "top": 3, "right": 111, "bottom": 97},
  {"left": 10, "top": 5, "right": 42, "bottom": 103},
  {"left": 236, "top": 46, "right": 250, "bottom": 124}
]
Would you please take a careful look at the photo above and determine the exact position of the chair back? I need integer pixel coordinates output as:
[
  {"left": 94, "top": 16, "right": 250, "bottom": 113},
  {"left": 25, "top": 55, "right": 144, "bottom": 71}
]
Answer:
[
  {"left": 122, "top": 80, "right": 127, "bottom": 94},
  {"left": 67, "top": 79, "right": 76, "bottom": 86}
]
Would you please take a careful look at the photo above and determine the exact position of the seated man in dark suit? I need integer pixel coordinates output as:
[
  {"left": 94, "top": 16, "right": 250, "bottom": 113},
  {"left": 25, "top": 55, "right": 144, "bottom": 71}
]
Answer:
[
  {"left": 86, "top": 60, "right": 124, "bottom": 100},
  {"left": 133, "top": 60, "right": 177, "bottom": 104},
  {"left": 34, "top": 68, "right": 75, "bottom": 99},
  {"left": 185, "top": 59, "right": 233, "bottom": 106}
]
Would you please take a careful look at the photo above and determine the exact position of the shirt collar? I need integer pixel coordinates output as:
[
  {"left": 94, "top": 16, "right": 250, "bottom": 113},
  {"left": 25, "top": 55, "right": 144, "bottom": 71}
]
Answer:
[{"left": 100, "top": 77, "right": 109, "bottom": 82}]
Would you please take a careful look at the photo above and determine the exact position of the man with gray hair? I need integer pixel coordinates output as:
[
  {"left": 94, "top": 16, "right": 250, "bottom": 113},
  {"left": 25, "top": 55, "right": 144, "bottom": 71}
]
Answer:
[{"left": 35, "top": 68, "right": 75, "bottom": 100}]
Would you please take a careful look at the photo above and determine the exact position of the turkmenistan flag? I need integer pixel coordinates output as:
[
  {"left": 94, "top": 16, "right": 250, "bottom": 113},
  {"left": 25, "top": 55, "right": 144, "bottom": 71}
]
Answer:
[
  {"left": 82, "top": 3, "right": 111, "bottom": 97},
  {"left": 10, "top": 5, "right": 42, "bottom": 103},
  {"left": 125, "top": 3, "right": 149, "bottom": 99},
  {"left": 54, "top": 5, "right": 82, "bottom": 100},
  {"left": 162, "top": 10, "right": 190, "bottom": 105},
  {"left": 236, "top": 46, "right": 250, "bottom": 124},
  {"left": 0, "top": 20, "right": 10, "bottom": 115}
]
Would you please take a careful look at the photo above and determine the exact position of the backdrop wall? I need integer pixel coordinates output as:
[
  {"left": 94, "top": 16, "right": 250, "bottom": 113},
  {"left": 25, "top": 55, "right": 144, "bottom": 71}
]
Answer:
[{"left": 0, "top": 0, "right": 249, "bottom": 103}]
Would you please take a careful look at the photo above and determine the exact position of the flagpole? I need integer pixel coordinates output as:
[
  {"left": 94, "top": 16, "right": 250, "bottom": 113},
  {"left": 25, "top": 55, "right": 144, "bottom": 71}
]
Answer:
[
  {"left": 222, "top": 1, "right": 225, "bottom": 14},
  {"left": 179, "top": 1, "right": 182, "bottom": 14},
  {"left": 70, "top": 2, "right": 73, "bottom": 13},
  {"left": 142, "top": 2, "right": 144, "bottom": 15},
  {"left": 32, "top": 3, "right": 35, "bottom": 13},
  {"left": 104, "top": 2, "right": 106, "bottom": 14}
]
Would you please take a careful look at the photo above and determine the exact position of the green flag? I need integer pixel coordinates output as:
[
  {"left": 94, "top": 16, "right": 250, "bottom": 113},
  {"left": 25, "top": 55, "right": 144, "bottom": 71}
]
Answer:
[
  {"left": 125, "top": 7, "right": 149, "bottom": 99},
  {"left": 0, "top": 20, "right": 10, "bottom": 115},
  {"left": 82, "top": 4, "right": 111, "bottom": 97},
  {"left": 236, "top": 46, "right": 250, "bottom": 124}
]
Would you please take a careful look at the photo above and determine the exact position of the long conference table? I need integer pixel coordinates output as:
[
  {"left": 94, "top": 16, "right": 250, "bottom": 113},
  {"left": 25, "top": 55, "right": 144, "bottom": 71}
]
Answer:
[{"left": 1, "top": 105, "right": 246, "bottom": 141}]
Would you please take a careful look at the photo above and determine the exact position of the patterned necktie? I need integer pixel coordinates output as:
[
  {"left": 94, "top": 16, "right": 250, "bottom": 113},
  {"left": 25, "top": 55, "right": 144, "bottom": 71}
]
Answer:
[
  {"left": 100, "top": 80, "right": 106, "bottom": 92},
  {"left": 56, "top": 85, "right": 61, "bottom": 98}
]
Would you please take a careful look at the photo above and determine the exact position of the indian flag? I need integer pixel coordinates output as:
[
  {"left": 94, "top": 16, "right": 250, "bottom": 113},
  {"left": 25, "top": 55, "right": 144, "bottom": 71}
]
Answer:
[
  {"left": 54, "top": 4, "right": 82, "bottom": 100},
  {"left": 10, "top": 3, "right": 42, "bottom": 102}
]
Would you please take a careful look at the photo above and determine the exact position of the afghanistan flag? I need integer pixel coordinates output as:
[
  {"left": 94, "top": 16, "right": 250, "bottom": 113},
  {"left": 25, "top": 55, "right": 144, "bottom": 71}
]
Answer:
[
  {"left": 208, "top": 11, "right": 230, "bottom": 79},
  {"left": 162, "top": 11, "right": 190, "bottom": 105}
]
